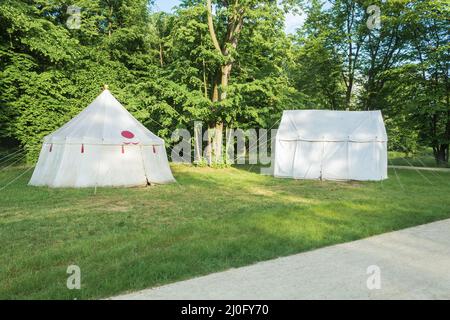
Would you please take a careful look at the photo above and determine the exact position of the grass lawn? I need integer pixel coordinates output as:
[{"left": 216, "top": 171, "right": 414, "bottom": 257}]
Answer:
[
  {"left": 0, "top": 164, "right": 450, "bottom": 299},
  {"left": 389, "top": 150, "right": 449, "bottom": 168}
]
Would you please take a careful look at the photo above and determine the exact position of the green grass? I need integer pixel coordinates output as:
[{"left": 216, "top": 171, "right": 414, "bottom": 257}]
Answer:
[
  {"left": 389, "top": 150, "right": 449, "bottom": 168},
  {"left": 0, "top": 163, "right": 450, "bottom": 299}
]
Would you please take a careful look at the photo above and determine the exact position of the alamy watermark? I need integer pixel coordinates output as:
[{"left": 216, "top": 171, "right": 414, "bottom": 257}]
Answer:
[
  {"left": 366, "top": 265, "right": 381, "bottom": 290},
  {"left": 170, "top": 121, "right": 277, "bottom": 174},
  {"left": 67, "top": 265, "right": 81, "bottom": 290},
  {"left": 66, "top": 5, "right": 81, "bottom": 30},
  {"left": 367, "top": 5, "right": 381, "bottom": 30}
]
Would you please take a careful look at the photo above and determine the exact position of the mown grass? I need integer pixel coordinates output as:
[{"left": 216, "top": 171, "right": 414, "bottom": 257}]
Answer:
[
  {"left": 389, "top": 150, "right": 449, "bottom": 168},
  {"left": 0, "top": 163, "right": 450, "bottom": 299}
]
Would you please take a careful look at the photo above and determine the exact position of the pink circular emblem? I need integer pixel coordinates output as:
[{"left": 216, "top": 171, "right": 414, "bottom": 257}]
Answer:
[{"left": 121, "top": 130, "right": 135, "bottom": 139}]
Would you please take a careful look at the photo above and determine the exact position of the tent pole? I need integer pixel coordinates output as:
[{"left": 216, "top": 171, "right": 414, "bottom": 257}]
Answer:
[{"left": 320, "top": 140, "right": 324, "bottom": 181}]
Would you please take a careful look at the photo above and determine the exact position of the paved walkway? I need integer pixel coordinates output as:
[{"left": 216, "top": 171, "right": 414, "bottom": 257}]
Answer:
[{"left": 111, "top": 219, "right": 450, "bottom": 300}]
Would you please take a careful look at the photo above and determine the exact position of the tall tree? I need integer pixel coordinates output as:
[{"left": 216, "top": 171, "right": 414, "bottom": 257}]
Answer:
[
  {"left": 360, "top": 0, "right": 408, "bottom": 110},
  {"left": 203, "top": 0, "right": 300, "bottom": 164},
  {"left": 291, "top": 0, "right": 345, "bottom": 109},
  {"left": 329, "top": 0, "right": 368, "bottom": 109},
  {"left": 204, "top": 0, "right": 246, "bottom": 162},
  {"left": 406, "top": 0, "right": 449, "bottom": 165}
]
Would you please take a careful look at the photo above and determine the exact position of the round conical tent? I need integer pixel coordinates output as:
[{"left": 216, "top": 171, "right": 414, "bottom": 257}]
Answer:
[{"left": 29, "top": 89, "right": 175, "bottom": 187}]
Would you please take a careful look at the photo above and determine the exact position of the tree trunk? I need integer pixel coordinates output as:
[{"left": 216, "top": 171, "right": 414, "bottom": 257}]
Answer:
[
  {"left": 205, "top": 0, "right": 244, "bottom": 166},
  {"left": 211, "top": 63, "right": 232, "bottom": 164},
  {"left": 434, "top": 144, "right": 449, "bottom": 167},
  {"left": 206, "top": 71, "right": 220, "bottom": 164},
  {"left": 212, "top": 122, "right": 224, "bottom": 163},
  {"left": 345, "top": 77, "right": 353, "bottom": 109}
]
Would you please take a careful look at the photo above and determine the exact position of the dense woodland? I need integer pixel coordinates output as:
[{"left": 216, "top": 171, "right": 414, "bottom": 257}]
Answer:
[{"left": 0, "top": 0, "right": 449, "bottom": 165}]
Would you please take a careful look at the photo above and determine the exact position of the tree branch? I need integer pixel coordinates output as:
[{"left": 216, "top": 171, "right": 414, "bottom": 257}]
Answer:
[{"left": 206, "top": 0, "right": 223, "bottom": 55}]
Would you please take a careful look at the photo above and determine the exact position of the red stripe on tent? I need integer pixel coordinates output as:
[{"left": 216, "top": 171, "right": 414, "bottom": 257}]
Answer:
[
  {"left": 81, "top": 144, "right": 84, "bottom": 154},
  {"left": 121, "top": 145, "right": 125, "bottom": 154},
  {"left": 153, "top": 145, "right": 156, "bottom": 154},
  {"left": 49, "top": 144, "right": 53, "bottom": 152}
]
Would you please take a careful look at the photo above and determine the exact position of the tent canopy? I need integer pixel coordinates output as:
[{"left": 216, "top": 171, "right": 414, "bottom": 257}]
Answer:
[
  {"left": 45, "top": 90, "right": 163, "bottom": 145},
  {"left": 277, "top": 110, "right": 387, "bottom": 142},
  {"left": 274, "top": 110, "right": 388, "bottom": 181},
  {"left": 29, "top": 88, "right": 175, "bottom": 188}
]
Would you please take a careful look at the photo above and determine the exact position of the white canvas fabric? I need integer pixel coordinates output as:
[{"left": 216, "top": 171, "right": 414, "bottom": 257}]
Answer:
[
  {"left": 29, "top": 89, "right": 175, "bottom": 188},
  {"left": 274, "top": 110, "right": 388, "bottom": 181}
]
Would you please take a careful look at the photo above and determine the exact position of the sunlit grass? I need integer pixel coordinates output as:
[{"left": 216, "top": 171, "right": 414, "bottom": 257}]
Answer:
[{"left": 0, "top": 163, "right": 449, "bottom": 299}]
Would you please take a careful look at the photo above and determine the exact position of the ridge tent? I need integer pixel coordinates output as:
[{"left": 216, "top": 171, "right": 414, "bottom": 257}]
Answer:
[
  {"left": 29, "top": 88, "right": 175, "bottom": 188},
  {"left": 274, "top": 110, "right": 388, "bottom": 181}
]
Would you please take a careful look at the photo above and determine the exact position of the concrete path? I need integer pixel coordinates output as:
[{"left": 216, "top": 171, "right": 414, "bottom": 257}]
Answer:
[
  {"left": 389, "top": 165, "right": 450, "bottom": 172},
  {"left": 111, "top": 219, "right": 450, "bottom": 300}
]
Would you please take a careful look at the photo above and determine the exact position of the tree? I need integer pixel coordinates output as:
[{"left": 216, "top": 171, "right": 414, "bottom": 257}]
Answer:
[
  {"left": 329, "top": 0, "right": 368, "bottom": 109},
  {"left": 405, "top": 0, "right": 449, "bottom": 165},
  {"left": 0, "top": 0, "right": 79, "bottom": 158},
  {"left": 360, "top": 0, "right": 408, "bottom": 111},
  {"left": 291, "top": 0, "right": 345, "bottom": 109},
  {"left": 203, "top": 0, "right": 300, "bottom": 164},
  {"left": 0, "top": 0, "right": 156, "bottom": 161},
  {"left": 1, "top": 0, "right": 448, "bottom": 168},
  {"left": 373, "top": 0, "right": 449, "bottom": 165}
]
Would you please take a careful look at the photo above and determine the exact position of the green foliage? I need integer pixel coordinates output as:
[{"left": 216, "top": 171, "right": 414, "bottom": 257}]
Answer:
[
  {"left": 0, "top": 0, "right": 448, "bottom": 165},
  {"left": 289, "top": 0, "right": 449, "bottom": 164}
]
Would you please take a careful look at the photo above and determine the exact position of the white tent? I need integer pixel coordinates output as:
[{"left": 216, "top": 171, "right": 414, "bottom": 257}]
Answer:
[
  {"left": 29, "top": 88, "right": 175, "bottom": 188},
  {"left": 274, "top": 110, "right": 388, "bottom": 181}
]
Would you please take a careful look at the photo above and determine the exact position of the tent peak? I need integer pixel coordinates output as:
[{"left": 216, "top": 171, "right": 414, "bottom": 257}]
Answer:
[{"left": 103, "top": 84, "right": 109, "bottom": 91}]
